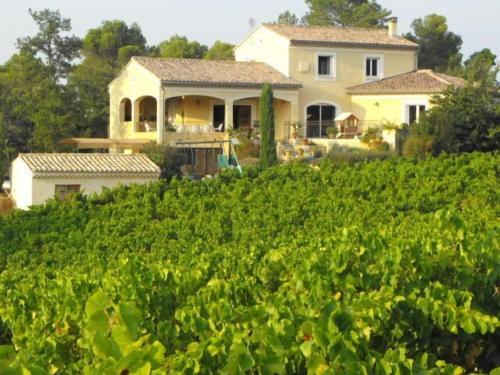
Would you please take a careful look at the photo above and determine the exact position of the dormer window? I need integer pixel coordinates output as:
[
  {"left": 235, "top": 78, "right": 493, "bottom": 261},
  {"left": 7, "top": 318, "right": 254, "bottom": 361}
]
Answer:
[
  {"left": 365, "top": 55, "right": 384, "bottom": 80},
  {"left": 316, "top": 53, "right": 336, "bottom": 79}
]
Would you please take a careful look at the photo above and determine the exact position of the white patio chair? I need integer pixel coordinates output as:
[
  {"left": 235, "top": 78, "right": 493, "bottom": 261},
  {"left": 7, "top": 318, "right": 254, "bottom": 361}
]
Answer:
[{"left": 215, "top": 123, "right": 224, "bottom": 132}]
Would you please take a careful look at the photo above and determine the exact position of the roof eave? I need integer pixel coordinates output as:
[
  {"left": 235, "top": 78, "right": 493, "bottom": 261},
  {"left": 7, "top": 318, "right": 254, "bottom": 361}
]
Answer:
[
  {"left": 290, "top": 40, "right": 418, "bottom": 51},
  {"left": 347, "top": 90, "right": 443, "bottom": 95},
  {"left": 161, "top": 80, "right": 302, "bottom": 90}
]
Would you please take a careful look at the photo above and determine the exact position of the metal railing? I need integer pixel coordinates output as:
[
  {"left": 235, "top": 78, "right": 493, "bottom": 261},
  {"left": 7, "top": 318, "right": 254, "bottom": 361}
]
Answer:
[
  {"left": 304, "top": 120, "right": 384, "bottom": 139},
  {"left": 167, "top": 121, "right": 222, "bottom": 134}
]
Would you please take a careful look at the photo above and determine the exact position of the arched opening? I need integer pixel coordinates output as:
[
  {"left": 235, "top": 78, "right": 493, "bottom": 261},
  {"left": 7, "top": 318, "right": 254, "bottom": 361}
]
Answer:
[
  {"left": 120, "top": 98, "right": 132, "bottom": 122},
  {"left": 135, "top": 96, "right": 157, "bottom": 132},
  {"left": 305, "top": 102, "right": 339, "bottom": 138}
]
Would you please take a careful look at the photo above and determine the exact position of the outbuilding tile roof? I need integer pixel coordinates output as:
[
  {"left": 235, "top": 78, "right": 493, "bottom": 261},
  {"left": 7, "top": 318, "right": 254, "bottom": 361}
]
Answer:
[
  {"left": 263, "top": 24, "right": 418, "bottom": 50},
  {"left": 20, "top": 153, "right": 160, "bottom": 176},
  {"left": 346, "top": 70, "right": 465, "bottom": 95},
  {"left": 133, "top": 57, "right": 302, "bottom": 89}
]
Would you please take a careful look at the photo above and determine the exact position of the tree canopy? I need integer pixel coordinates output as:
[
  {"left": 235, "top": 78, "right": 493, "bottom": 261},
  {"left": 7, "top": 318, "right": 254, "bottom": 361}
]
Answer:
[
  {"left": 304, "top": 0, "right": 391, "bottom": 27},
  {"left": 463, "top": 48, "right": 498, "bottom": 83},
  {"left": 275, "top": 11, "right": 301, "bottom": 25},
  {"left": 404, "top": 14, "right": 463, "bottom": 72},
  {"left": 82, "top": 20, "right": 147, "bottom": 61},
  {"left": 413, "top": 83, "right": 500, "bottom": 154},
  {"left": 16, "top": 9, "right": 81, "bottom": 80},
  {"left": 159, "top": 35, "right": 208, "bottom": 59},
  {"left": 204, "top": 41, "right": 235, "bottom": 60}
]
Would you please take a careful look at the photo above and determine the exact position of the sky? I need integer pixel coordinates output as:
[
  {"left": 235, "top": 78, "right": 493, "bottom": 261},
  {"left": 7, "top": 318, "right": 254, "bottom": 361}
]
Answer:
[{"left": 0, "top": 0, "right": 499, "bottom": 64}]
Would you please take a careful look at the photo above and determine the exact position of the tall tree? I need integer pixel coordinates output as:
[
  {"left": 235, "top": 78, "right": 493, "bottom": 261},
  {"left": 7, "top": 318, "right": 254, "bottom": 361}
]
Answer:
[
  {"left": 159, "top": 35, "right": 208, "bottom": 59},
  {"left": 414, "top": 83, "right": 500, "bottom": 154},
  {"left": 275, "top": 11, "right": 300, "bottom": 25},
  {"left": 0, "top": 53, "right": 76, "bottom": 153},
  {"left": 259, "top": 83, "right": 278, "bottom": 168},
  {"left": 204, "top": 41, "right": 235, "bottom": 60},
  {"left": 304, "top": 0, "right": 391, "bottom": 27},
  {"left": 82, "top": 20, "right": 147, "bottom": 63},
  {"left": 17, "top": 9, "right": 81, "bottom": 80},
  {"left": 463, "top": 48, "right": 498, "bottom": 83},
  {"left": 404, "top": 14, "right": 462, "bottom": 72}
]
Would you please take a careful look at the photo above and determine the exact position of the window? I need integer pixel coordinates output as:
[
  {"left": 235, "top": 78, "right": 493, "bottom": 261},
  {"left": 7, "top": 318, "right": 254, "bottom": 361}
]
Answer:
[
  {"left": 318, "top": 56, "right": 331, "bottom": 76},
  {"left": 306, "top": 104, "right": 336, "bottom": 138},
  {"left": 55, "top": 185, "right": 80, "bottom": 200},
  {"left": 407, "top": 104, "right": 426, "bottom": 124},
  {"left": 316, "top": 53, "right": 335, "bottom": 79},
  {"left": 365, "top": 56, "right": 383, "bottom": 80}
]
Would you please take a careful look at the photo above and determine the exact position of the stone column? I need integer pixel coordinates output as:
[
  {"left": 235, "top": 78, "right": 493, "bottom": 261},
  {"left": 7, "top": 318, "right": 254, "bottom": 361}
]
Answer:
[
  {"left": 157, "top": 88, "right": 165, "bottom": 144},
  {"left": 132, "top": 99, "right": 140, "bottom": 135},
  {"left": 224, "top": 100, "right": 234, "bottom": 131}
]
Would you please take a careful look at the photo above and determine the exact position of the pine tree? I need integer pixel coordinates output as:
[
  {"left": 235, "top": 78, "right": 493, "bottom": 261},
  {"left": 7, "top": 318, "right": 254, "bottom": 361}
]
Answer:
[{"left": 259, "top": 83, "right": 278, "bottom": 168}]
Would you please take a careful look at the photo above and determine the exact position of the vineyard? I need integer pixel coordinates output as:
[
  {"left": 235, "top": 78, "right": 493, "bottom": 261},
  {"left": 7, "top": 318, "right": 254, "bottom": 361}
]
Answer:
[{"left": 0, "top": 153, "right": 499, "bottom": 374}]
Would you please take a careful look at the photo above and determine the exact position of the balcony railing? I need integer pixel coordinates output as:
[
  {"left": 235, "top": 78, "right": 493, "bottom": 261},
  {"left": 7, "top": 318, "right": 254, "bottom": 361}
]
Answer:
[{"left": 304, "top": 120, "right": 384, "bottom": 139}]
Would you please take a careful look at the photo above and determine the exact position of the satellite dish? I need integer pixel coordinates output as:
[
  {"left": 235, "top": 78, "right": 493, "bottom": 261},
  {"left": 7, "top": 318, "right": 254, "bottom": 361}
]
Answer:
[{"left": 249, "top": 18, "right": 256, "bottom": 29}]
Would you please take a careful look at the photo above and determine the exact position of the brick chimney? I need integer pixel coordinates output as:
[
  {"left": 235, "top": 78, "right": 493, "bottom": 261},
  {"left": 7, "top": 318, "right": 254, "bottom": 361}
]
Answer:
[{"left": 387, "top": 17, "right": 398, "bottom": 37}]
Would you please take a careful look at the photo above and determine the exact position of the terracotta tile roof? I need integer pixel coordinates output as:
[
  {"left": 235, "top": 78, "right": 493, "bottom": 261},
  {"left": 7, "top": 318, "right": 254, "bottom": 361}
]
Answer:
[
  {"left": 19, "top": 154, "right": 160, "bottom": 177},
  {"left": 346, "top": 70, "right": 465, "bottom": 95},
  {"left": 263, "top": 24, "right": 418, "bottom": 50},
  {"left": 133, "top": 57, "right": 302, "bottom": 89}
]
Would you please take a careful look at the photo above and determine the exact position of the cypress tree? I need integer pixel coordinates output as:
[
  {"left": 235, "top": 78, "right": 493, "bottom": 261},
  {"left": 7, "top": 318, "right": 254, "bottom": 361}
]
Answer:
[{"left": 259, "top": 83, "right": 277, "bottom": 167}]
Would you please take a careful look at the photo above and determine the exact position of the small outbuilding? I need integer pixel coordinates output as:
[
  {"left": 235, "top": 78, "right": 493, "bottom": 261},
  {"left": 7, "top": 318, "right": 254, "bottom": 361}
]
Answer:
[
  {"left": 334, "top": 112, "right": 360, "bottom": 139},
  {"left": 11, "top": 153, "right": 160, "bottom": 210}
]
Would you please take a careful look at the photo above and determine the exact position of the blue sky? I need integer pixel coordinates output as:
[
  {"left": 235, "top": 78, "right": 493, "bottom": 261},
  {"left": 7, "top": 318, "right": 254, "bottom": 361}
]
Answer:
[{"left": 0, "top": 0, "right": 498, "bottom": 64}]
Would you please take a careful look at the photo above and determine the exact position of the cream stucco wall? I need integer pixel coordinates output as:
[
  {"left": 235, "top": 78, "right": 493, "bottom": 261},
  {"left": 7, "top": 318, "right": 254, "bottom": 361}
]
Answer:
[
  {"left": 351, "top": 94, "right": 432, "bottom": 125},
  {"left": 109, "top": 59, "right": 162, "bottom": 140},
  {"left": 30, "top": 176, "right": 158, "bottom": 209},
  {"left": 288, "top": 46, "right": 417, "bottom": 131},
  {"left": 11, "top": 158, "right": 33, "bottom": 210},
  {"left": 235, "top": 26, "right": 291, "bottom": 76}
]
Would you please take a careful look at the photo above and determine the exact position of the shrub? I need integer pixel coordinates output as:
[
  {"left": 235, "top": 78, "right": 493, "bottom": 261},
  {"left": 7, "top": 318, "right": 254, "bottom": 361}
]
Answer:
[
  {"left": 360, "top": 128, "right": 390, "bottom": 151},
  {"left": 414, "top": 83, "right": 500, "bottom": 154},
  {"left": 0, "top": 194, "right": 13, "bottom": 215},
  {"left": 325, "top": 145, "right": 393, "bottom": 167},
  {"left": 143, "top": 142, "right": 187, "bottom": 180},
  {"left": 402, "top": 134, "right": 435, "bottom": 158}
]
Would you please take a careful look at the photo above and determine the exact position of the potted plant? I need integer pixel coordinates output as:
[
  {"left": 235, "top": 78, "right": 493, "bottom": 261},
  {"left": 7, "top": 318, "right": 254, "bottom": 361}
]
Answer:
[
  {"left": 327, "top": 126, "right": 339, "bottom": 139},
  {"left": 290, "top": 121, "right": 303, "bottom": 139}
]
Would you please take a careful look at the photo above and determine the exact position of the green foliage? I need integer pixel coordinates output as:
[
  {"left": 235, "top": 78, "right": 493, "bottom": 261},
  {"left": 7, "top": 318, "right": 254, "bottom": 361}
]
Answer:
[
  {"left": 82, "top": 20, "right": 147, "bottom": 61},
  {"left": 143, "top": 142, "right": 187, "bottom": 180},
  {"left": 463, "top": 48, "right": 498, "bottom": 84},
  {"left": 0, "top": 53, "right": 77, "bottom": 152},
  {"left": 259, "top": 83, "right": 277, "bottom": 167},
  {"left": 68, "top": 55, "right": 116, "bottom": 137},
  {"left": 16, "top": 8, "right": 81, "bottom": 80},
  {"left": 304, "top": 0, "right": 391, "bottom": 27},
  {"left": 413, "top": 84, "right": 500, "bottom": 154},
  {"left": 404, "top": 14, "right": 463, "bottom": 72},
  {"left": 159, "top": 35, "right": 208, "bottom": 59},
  {"left": 204, "top": 41, "right": 235, "bottom": 60},
  {"left": 275, "top": 10, "right": 301, "bottom": 25},
  {"left": 325, "top": 144, "right": 393, "bottom": 166},
  {"left": 0, "top": 154, "right": 499, "bottom": 372},
  {"left": 402, "top": 134, "right": 434, "bottom": 158}
]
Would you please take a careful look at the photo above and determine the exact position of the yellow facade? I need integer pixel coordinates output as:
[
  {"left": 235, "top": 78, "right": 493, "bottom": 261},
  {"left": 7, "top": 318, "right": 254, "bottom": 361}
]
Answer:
[
  {"left": 288, "top": 46, "right": 417, "bottom": 124},
  {"left": 351, "top": 94, "right": 432, "bottom": 125},
  {"left": 109, "top": 23, "right": 426, "bottom": 146}
]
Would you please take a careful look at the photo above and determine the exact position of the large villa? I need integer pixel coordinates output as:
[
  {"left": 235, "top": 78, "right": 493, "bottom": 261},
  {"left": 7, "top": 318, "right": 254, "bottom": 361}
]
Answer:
[{"left": 63, "top": 18, "right": 464, "bottom": 153}]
